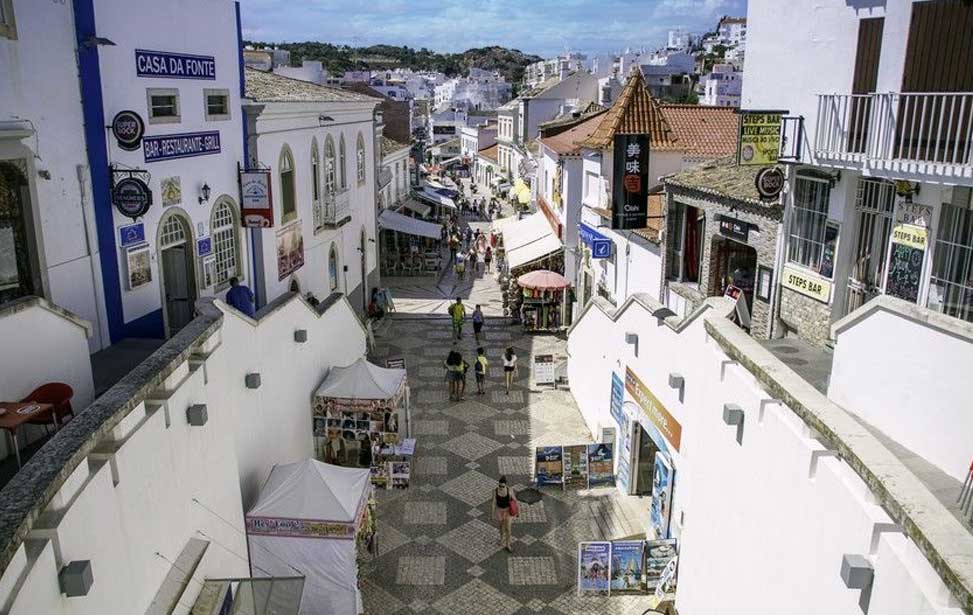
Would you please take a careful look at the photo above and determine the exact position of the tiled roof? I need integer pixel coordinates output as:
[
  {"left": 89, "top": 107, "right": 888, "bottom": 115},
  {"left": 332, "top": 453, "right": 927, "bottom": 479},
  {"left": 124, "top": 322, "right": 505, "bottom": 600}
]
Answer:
[
  {"left": 537, "top": 102, "right": 607, "bottom": 131},
  {"left": 578, "top": 68, "right": 679, "bottom": 151},
  {"left": 664, "top": 156, "right": 772, "bottom": 208},
  {"left": 631, "top": 194, "right": 665, "bottom": 244},
  {"left": 380, "top": 136, "right": 411, "bottom": 156},
  {"left": 245, "top": 68, "right": 376, "bottom": 103},
  {"left": 539, "top": 111, "right": 607, "bottom": 155},
  {"left": 477, "top": 144, "right": 498, "bottom": 162},
  {"left": 658, "top": 105, "right": 738, "bottom": 160}
]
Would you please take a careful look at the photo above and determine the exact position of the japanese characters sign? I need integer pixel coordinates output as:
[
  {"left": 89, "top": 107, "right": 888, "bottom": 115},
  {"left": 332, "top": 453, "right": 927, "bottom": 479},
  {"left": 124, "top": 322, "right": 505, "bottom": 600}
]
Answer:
[{"left": 611, "top": 135, "right": 650, "bottom": 230}]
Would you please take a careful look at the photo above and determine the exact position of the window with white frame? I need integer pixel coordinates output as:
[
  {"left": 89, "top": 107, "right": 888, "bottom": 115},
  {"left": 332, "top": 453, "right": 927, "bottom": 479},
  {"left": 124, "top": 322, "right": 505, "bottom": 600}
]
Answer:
[
  {"left": 787, "top": 176, "right": 832, "bottom": 275},
  {"left": 203, "top": 89, "right": 230, "bottom": 121},
  {"left": 147, "top": 88, "right": 180, "bottom": 124},
  {"left": 339, "top": 135, "right": 347, "bottom": 189},
  {"left": 328, "top": 243, "right": 340, "bottom": 291},
  {"left": 210, "top": 198, "right": 240, "bottom": 287},
  {"left": 356, "top": 133, "right": 366, "bottom": 184},
  {"left": 324, "top": 136, "right": 336, "bottom": 196},
  {"left": 279, "top": 147, "right": 296, "bottom": 223},
  {"left": 928, "top": 187, "right": 973, "bottom": 322},
  {"left": 0, "top": 0, "right": 16, "bottom": 39}
]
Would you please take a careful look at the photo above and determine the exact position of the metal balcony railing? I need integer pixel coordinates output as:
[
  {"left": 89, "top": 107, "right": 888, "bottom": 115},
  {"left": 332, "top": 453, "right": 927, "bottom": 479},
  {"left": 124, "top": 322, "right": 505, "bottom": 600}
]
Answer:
[
  {"left": 315, "top": 190, "right": 351, "bottom": 228},
  {"left": 378, "top": 167, "right": 392, "bottom": 188},
  {"left": 815, "top": 92, "right": 973, "bottom": 174}
]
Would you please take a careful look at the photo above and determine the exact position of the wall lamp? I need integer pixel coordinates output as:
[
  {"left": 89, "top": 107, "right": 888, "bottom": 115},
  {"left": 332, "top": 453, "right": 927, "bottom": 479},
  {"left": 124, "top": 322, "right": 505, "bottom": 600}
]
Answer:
[
  {"left": 722, "top": 403, "right": 745, "bottom": 445},
  {"left": 198, "top": 183, "right": 211, "bottom": 204},
  {"left": 83, "top": 36, "right": 116, "bottom": 48},
  {"left": 624, "top": 332, "right": 638, "bottom": 357},
  {"left": 840, "top": 554, "right": 874, "bottom": 613},
  {"left": 319, "top": 115, "right": 335, "bottom": 125},
  {"left": 59, "top": 560, "right": 93, "bottom": 597}
]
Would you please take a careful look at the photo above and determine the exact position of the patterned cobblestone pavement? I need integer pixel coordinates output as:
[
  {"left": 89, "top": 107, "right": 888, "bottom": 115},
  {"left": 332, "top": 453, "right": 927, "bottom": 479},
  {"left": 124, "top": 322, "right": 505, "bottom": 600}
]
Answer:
[{"left": 361, "top": 282, "right": 654, "bottom": 613}]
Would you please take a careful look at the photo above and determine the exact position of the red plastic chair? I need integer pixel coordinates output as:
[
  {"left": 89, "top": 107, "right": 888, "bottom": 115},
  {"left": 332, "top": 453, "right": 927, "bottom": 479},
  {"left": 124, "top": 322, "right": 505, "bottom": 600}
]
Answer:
[{"left": 20, "top": 382, "right": 74, "bottom": 431}]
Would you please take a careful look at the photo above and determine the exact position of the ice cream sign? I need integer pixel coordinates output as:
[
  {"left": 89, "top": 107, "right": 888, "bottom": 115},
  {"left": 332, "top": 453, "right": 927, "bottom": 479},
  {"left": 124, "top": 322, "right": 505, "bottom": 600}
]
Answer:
[{"left": 135, "top": 49, "right": 216, "bottom": 80}]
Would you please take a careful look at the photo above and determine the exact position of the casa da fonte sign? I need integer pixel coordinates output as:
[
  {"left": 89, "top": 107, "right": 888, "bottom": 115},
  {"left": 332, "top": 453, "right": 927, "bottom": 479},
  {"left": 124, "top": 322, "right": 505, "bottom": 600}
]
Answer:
[
  {"left": 611, "top": 135, "right": 650, "bottom": 230},
  {"left": 135, "top": 49, "right": 216, "bottom": 80}
]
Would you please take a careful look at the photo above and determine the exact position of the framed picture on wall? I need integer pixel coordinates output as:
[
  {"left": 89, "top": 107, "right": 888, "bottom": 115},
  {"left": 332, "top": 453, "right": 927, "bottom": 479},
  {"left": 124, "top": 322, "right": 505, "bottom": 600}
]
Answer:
[
  {"left": 125, "top": 244, "right": 152, "bottom": 290},
  {"left": 756, "top": 265, "right": 773, "bottom": 302},
  {"left": 201, "top": 254, "right": 217, "bottom": 288}
]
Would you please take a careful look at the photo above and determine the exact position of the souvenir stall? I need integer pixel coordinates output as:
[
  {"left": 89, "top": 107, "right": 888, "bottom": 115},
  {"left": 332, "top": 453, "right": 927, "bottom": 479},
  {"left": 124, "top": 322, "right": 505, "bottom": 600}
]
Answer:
[
  {"left": 245, "top": 459, "right": 376, "bottom": 615},
  {"left": 516, "top": 270, "right": 570, "bottom": 332},
  {"left": 312, "top": 358, "right": 413, "bottom": 488}
]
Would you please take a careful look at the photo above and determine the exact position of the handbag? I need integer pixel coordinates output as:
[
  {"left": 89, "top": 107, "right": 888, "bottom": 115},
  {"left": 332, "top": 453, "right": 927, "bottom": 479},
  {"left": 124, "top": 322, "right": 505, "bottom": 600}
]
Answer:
[{"left": 509, "top": 497, "right": 519, "bottom": 517}]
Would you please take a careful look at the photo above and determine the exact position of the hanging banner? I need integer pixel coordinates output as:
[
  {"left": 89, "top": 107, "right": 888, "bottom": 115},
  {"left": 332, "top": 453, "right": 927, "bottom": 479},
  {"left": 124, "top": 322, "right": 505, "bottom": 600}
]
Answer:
[
  {"left": 562, "top": 445, "right": 589, "bottom": 489},
  {"left": 535, "top": 446, "right": 564, "bottom": 486},
  {"left": 650, "top": 454, "right": 674, "bottom": 539},
  {"left": 240, "top": 169, "right": 274, "bottom": 228},
  {"left": 611, "top": 134, "right": 650, "bottom": 230},
  {"left": 624, "top": 367, "right": 682, "bottom": 451},
  {"left": 578, "top": 542, "right": 611, "bottom": 595},
  {"left": 586, "top": 443, "right": 614, "bottom": 487},
  {"left": 645, "top": 539, "right": 678, "bottom": 594},
  {"left": 737, "top": 111, "right": 782, "bottom": 166},
  {"left": 276, "top": 221, "right": 305, "bottom": 280},
  {"left": 610, "top": 541, "right": 646, "bottom": 593}
]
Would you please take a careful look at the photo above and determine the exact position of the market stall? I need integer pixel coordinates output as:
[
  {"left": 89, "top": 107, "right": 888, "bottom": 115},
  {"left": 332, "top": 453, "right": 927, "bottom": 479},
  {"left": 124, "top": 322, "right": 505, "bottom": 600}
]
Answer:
[
  {"left": 517, "top": 270, "right": 570, "bottom": 332},
  {"left": 497, "top": 212, "right": 565, "bottom": 323},
  {"left": 245, "top": 459, "right": 376, "bottom": 615},
  {"left": 312, "top": 358, "right": 412, "bottom": 485}
]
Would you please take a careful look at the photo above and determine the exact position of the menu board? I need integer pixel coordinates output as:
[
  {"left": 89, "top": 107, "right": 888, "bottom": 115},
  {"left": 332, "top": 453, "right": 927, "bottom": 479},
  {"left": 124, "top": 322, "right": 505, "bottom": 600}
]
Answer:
[
  {"left": 562, "top": 445, "right": 589, "bottom": 489},
  {"left": 885, "top": 224, "right": 926, "bottom": 303},
  {"left": 535, "top": 446, "right": 564, "bottom": 486}
]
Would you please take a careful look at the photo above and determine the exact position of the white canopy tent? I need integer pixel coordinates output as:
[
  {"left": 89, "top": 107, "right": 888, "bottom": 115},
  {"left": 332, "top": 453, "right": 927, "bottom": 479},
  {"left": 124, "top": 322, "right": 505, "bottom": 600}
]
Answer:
[
  {"left": 415, "top": 188, "right": 456, "bottom": 210},
  {"left": 314, "top": 357, "right": 407, "bottom": 401},
  {"left": 501, "top": 212, "right": 564, "bottom": 271},
  {"left": 378, "top": 209, "right": 441, "bottom": 240},
  {"left": 246, "top": 459, "right": 373, "bottom": 615}
]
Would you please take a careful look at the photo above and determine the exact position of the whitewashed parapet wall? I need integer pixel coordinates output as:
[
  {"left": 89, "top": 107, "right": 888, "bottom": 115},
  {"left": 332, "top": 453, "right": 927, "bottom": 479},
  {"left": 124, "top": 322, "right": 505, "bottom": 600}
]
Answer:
[
  {"left": 567, "top": 295, "right": 972, "bottom": 614},
  {"left": 0, "top": 293, "right": 367, "bottom": 614}
]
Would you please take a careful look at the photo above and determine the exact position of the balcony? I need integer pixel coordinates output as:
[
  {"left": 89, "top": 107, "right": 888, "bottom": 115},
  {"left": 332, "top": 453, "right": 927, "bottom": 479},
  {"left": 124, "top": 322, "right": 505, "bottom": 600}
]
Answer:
[
  {"left": 378, "top": 167, "right": 392, "bottom": 189},
  {"left": 815, "top": 92, "right": 973, "bottom": 179},
  {"left": 315, "top": 189, "right": 352, "bottom": 230}
]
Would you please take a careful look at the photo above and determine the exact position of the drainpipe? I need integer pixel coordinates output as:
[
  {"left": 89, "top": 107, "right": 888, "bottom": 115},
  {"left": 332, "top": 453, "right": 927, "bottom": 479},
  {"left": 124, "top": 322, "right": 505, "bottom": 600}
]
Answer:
[{"left": 768, "top": 166, "right": 791, "bottom": 339}]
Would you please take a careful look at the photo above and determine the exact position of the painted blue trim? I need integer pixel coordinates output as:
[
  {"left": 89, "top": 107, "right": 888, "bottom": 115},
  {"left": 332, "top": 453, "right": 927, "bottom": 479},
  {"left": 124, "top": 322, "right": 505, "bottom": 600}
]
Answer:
[
  {"left": 236, "top": 1, "right": 262, "bottom": 308},
  {"left": 123, "top": 309, "right": 165, "bottom": 340}
]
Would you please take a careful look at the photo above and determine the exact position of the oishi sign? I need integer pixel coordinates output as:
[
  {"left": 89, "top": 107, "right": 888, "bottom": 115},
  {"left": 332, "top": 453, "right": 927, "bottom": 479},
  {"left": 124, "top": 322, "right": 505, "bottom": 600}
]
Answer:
[
  {"left": 611, "top": 135, "right": 650, "bottom": 230},
  {"left": 135, "top": 49, "right": 216, "bottom": 80}
]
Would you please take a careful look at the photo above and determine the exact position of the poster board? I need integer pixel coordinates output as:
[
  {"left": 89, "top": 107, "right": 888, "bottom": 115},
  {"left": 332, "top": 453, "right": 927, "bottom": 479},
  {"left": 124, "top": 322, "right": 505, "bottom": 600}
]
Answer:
[
  {"left": 562, "top": 445, "right": 589, "bottom": 489},
  {"left": 535, "top": 446, "right": 564, "bottom": 486},
  {"left": 610, "top": 541, "right": 646, "bottom": 593},
  {"left": 578, "top": 542, "right": 611, "bottom": 595},
  {"left": 885, "top": 223, "right": 927, "bottom": 303},
  {"left": 650, "top": 454, "right": 674, "bottom": 539},
  {"left": 644, "top": 539, "right": 678, "bottom": 594},
  {"left": 533, "top": 354, "right": 556, "bottom": 385},
  {"left": 587, "top": 443, "right": 615, "bottom": 487},
  {"left": 389, "top": 461, "right": 411, "bottom": 489}
]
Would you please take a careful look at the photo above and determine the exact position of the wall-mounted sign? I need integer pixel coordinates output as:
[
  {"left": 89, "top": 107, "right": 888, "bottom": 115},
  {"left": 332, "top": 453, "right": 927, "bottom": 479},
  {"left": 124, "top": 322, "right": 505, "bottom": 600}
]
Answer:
[
  {"left": 124, "top": 244, "right": 152, "bottom": 290},
  {"left": 611, "top": 135, "right": 650, "bottom": 230},
  {"left": 754, "top": 166, "right": 785, "bottom": 199},
  {"left": 161, "top": 176, "right": 182, "bottom": 207},
  {"left": 276, "top": 221, "right": 304, "bottom": 281},
  {"left": 135, "top": 49, "right": 216, "bottom": 80},
  {"left": 537, "top": 195, "right": 562, "bottom": 239},
  {"left": 432, "top": 125, "right": 456, "bottom": 135},
  {"left": 240, "top": 170, "right": 274, "bottom": 227},
  {"left": 580, "top": 223, "right": 612, "bottom": 260},
  {"left": 143, "top": 131, "right": 221, "bottom": 163},
  {"left": 112, "top": 177, "right": 153, "bottom": 219},
  {"left": 756, "top": 265, "right": 773, "bottom": 303},
  {"left": 196, "top": 236, "right": 212, "bottom": 257},
  {"left": 111, "top": 110, "right": 145, "bottom": 151},
  {"left": 781, "top": 264, "right": 832, "bottom": 303},
  {"left": 117, "top": 222, "right": 145, "bottom": 247},
  {"left": 624, "top": 367, "right": 682, "bottom": 451},
  {"left": 717, "top": 214, "right": 750, "bottom": 242},
  {"left": 738, "top": 111, "right": 782, "bottom": 166},
  {"left": 891, "top": 223, "right": 928, "bottom": 250}
]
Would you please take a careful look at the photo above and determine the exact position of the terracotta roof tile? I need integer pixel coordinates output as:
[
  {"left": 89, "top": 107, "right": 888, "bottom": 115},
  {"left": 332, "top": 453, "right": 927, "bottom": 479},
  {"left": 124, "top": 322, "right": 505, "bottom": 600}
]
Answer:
[
  {"left": 244, "top": 68, "right": 375, "bottom": 103},
  {"left": 663, "top": 156, "right": 778, "bottom": 209},
  {"left": 538, "top": 111, "right": 608, "bottom": 155},
  {"left": 578, "top": 68, "right": 679, "bottom": 151},
  {"left": 477, "top": 144, "right": 498, "bottom": 162},
  {"left": 658, "top": 105, "right": 739, "bottom": 159}
]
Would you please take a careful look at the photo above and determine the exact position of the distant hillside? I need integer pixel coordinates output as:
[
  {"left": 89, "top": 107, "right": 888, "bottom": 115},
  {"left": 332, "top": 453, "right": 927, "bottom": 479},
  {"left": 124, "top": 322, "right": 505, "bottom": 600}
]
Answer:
[{"left": 243, "top": 42, "right": 542, "bottom": 85}]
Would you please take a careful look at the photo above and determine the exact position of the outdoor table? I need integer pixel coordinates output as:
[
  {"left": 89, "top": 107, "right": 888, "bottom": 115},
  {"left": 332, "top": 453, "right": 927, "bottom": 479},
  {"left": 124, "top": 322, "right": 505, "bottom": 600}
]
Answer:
[{"left": 0, "top": 401, "right": 55, "bottom": 469}]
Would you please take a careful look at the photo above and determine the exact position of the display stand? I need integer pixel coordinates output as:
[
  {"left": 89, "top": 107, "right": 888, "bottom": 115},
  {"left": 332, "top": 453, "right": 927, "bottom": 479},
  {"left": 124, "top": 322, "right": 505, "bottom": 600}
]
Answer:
[{"left": 521, "top": 288, "right": 563, "bottom": 332}]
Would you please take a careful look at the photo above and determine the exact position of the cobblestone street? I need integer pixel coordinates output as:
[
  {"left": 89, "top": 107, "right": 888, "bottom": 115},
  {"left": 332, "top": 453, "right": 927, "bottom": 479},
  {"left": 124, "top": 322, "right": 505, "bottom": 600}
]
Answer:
[{"left": 362, "top": 254, "right": 654, "bottom": 613}]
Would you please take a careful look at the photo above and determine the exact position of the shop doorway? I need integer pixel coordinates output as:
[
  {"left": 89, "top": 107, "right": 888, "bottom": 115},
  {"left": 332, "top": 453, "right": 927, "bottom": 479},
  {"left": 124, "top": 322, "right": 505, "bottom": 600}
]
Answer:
[
  {"left": 158, "top": 212, "right": 197, "bottom": 336},
  {"left": 0, "top": 160, "right": 41, "bottom": 306},
  {"left": 633, "top": 424, "right": 659, "bottom": 496},
  {"left": 843, "top": 178, "right": 894, "bottom": 317},
  {"left": 710, "top": 236, "right": 757, "bottom": 314}
]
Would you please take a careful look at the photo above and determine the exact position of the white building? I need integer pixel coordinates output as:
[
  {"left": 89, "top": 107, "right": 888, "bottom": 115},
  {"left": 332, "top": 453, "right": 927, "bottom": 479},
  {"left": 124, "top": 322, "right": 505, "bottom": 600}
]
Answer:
[
  {"left": 667, "top": 29, "right": 692, "bottom": 51},
  {"left": 378, "top": 136, "right": 412, "bottom": 211},
  {"left": 243, "top": 47, "right": 291, "bottom": 72},
  {"left": 434, "top": 77, "right": 512, "bottom": 112},
  {"left": 243, "top": 69, "right": 381, "bottom": 313},
  {"left": 273, "top": 60, "right": 328, "bottom": 85},
  {"left": 460, "top": 122, "right": 497, "bottom": 161},
  {"left": 717, "top": 15, "right": 747, "bottom": 47},
  {"left": 700, "top": 64, "right": 742, "bottom": 107},
  {"left": 428, "top": 108, "right": 468, "bottom": 145}
]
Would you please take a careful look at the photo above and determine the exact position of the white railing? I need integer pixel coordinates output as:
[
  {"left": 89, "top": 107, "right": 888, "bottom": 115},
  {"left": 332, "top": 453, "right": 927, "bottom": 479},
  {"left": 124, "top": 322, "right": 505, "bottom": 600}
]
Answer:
[
  {"left": 319, "top": 189, "right": 351, "bottom": 227},
  {"left": 378, "top": 167, "right": 392, "bottom": 188},
  {"left": 815, "top": 92, "right": 973, "bottom": 173}
]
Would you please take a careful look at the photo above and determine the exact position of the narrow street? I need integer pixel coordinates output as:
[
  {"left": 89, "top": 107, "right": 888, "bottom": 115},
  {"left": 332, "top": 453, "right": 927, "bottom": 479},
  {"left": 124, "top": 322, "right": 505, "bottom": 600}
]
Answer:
[{"left": 361, "top": 196, "right": 654, "bottom": 614}]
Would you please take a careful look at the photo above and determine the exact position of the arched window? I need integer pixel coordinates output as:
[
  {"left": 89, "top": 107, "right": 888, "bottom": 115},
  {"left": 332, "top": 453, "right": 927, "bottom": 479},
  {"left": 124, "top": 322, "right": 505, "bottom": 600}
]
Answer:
[
  {"left": 356, "top": 133, "right": 366, "bottom": 185},
  {"left": 328, "top": 243, "right": 340, "bottom": 291},
  {"left": 279, "top": 146, "right": 296, "bottom": 223},
  {"left": 324, "top": 136, "right": 336, "bottom": 196},
  {"left": 210, "top": 197, "right": 241, "bottom": 287},
  {"left": 339, "top": 134, "right": 347, "bottom": 189},
  {"left": 310, "top": 138, "right": 320, "bottom": 203}
]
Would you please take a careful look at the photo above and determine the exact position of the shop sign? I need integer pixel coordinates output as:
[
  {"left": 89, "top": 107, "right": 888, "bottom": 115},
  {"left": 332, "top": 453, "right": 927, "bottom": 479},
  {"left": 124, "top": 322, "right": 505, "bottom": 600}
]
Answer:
[
  {"left": 737, "top": 111, "right": 783, "bottom": 166},
  {"left": 432, "top": 125, "right": 456, "bottom": 135},
  {"left": 755, "top": 166, "right": 785, "bottom": 199},
  {"left": 111, "top": 110, "right": 145, "bottom": 151},
  {"left": 624, "top": 367, "right": 682, "bottom": 451},
  {"left": 533, "top": 354, "right": 556, "bottom": 384},
  {"left": 611, "top": 135, "right": 650, "bottom": 230},
  {"left": 537, "top": 195, "right": 562, "bottom": 239},
  {"left": 112, "top": 177, "right": 153, "bottom": 219},
  {"left": 143, "top": 131, "right": 221, "bottom": 163},
  {"left": 885, "top": 224, "right": 926, "bottom": 304},
  {"left": 781, "top": 264, "right": 832, "bottom": 303},
  {"left": 245, "top": 516, "right": 354, "bottom": 539},
  {"left": 196, "top": 236, "right": 212, "bottom": 257},
  {"left": 580, "top": 222, "right": 612, "bottom": 259},
  {"left": 717, "top": 214, "right": 750, "bottom": 242},
  {"left": 117, "top": 222, "right": 145, "bottom": 247},
  {"left": 891, "top": 223, "right": 927, "bottom": 250},
  {"left": 135, "top": 49, "right": 216, "bottom": 80},
  {"left": 610, "top": 372, "right": 625, "bottom": 429},
  {"left": 240, "top": 169, "right": 274, "bottom": 227}
]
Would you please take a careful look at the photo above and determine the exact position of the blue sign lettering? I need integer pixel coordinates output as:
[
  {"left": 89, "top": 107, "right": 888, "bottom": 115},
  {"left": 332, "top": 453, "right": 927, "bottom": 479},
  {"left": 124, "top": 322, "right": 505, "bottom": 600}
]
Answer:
[
  {"left": 580, "top": 223, "right": 613, "bottom": 259},
  {"left": 118, "top": 222, "right": 145, "bottom": 248},
  {"left": 143, "top": 131, "right": 221, "bottom": 163},
  {"left": 135, "top": 49, "right": 216, "bottom": 80}
]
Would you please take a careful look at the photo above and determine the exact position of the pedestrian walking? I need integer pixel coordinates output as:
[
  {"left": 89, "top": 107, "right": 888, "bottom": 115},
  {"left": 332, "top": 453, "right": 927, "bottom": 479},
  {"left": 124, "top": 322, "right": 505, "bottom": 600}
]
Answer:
[
  {"left": 448, "top": 297, "right": 465, "bottom": 339},
  {"left": 459, "top": 357, "right": 470, "bottom": 400},
  {"left": 472, "top": 304, "right": 484, "bottom": 341},
  {"left": 484, "top": 247, "right": 493, "bottom": 272},
  {"left": 502, "top": 347, "right": 518, "bottom": 394},
  {"left": 474, "top": 347, "right": 489, "bottom": 395},
  {"left": 468, "top": 248, "right": 478, "bottom": 274},
  {"left": 448, "top": 234, "right": 458, "bottom": 265},
  {"left": 454, "top": 251, "right": 466, "bottom": 280},
  {"left": 492, "top": 476, "right": 517, "bottom": 552},
  {"left": 225, "top": 277, "right": 255, "bottom": 317},
  {"left": 444, "top": 348, "right": 464, "bottom": 401}
]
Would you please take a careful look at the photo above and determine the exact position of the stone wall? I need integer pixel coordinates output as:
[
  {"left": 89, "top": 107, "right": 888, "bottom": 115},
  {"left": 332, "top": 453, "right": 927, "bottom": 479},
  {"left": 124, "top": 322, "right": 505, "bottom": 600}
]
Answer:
[{"left": 779, "top": 286, "right": 832, "bottom": 345}]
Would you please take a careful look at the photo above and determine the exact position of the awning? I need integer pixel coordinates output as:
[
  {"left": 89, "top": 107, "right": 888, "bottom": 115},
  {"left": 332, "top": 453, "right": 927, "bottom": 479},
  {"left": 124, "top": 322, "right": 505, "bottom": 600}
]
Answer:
[
  {"left": 414, "top": 188, "right": 457, "bottom": 209},
  {"left": 401, "top": 198, "right": 432, "bottom": 218},
  {"left": 441, "top": 156, "right": 462, "bottom": 166},
  {"left": 501, "top": 212, "right": 563, "bottom": 271},
  {"left": 379, "top": 209, "right": 442, "bottom": 239}
]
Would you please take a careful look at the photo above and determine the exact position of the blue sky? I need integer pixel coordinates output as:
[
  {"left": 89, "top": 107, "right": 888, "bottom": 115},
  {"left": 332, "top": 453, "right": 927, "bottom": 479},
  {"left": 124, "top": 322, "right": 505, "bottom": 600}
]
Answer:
[{"left": 238, "top": 0, "right": 747, "bottom": 57}]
